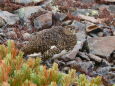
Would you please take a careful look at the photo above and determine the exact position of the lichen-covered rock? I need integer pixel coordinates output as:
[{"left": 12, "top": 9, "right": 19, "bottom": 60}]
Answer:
[
  {"left": 0, "top": 11, "right": 19, "bottom": 25},
  {"left": 72, "top": 9, "right": 99, "bottom": 17},
  {"left": 15, "top": 6, "right": 45, "bottom": 21}
]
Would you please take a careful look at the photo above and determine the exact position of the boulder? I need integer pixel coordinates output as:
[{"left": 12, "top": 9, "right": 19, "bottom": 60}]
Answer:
[
  {"left": 87, "top": 36, "right": 115, "bottom": 58},
  {"left": 34, "top": 12, "right": 52, "bottom": 30}
]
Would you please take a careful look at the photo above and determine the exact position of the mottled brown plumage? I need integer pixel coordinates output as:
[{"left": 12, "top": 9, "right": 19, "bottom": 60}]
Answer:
[{"left": 21, "top": 26, "right": 77, "bottom": 57}]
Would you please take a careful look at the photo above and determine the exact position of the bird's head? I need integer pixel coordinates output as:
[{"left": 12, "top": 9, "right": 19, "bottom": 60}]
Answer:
[{"left": 63, "top": 25, "right": 77, "bottom": 35}]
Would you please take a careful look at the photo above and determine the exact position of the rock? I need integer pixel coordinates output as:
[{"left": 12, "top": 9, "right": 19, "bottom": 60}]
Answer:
[
  {"left": 110, "top": 25, "right": 115, "bottom": 36},
  {"left": 0, "top": 0, "right": 4, "bottom": 3},
  {"left": 0, "top": 17, "right": 5, "bottom": 27},
  {"left": 23, "top": 33, "right": 31, "bottom": 40},
  {"left": 72, "top": 21, "right": 86, "bottom": 42},
  {"left": 113, "top": 31, "right": 115, "bottom": 36},
  {"left": 0, "top": 33, "right": 5, "bottom": 37},
  {"left": 101, "top": 59, "right": 111, "bottom": 66},
  {"left": 104, "top": 0, "right": 115, "bottom": 2},
  {"left": 109, "top": 5, "right": 115, "bottom": 13},
  {"left": 94, "top": 4, "right": 115, "bottom": 14},
  {"left": 67, "top": 61, "right": 94, "bottom": 74},
  {"left": 0, "top": 11, "right": 19, "bottom": 25},
  {"left": 12, "top": 0, "right": 44, "bottom": 4},
  {"left": 51, "top": 5, "right": 60, "bottom": 13},
  {"left": 78, "top": 14, "right": 101, "bottom": 23},
  {"left": 15, "top": 6, "right": 45, "bottom": 21},
  {"left": 75, "top": 57, "right": 82, "bottom": 62},
  {"left": 87, "top": 36, "right": 115, "bottom": 58},
  {"left": 97, "top": 32, "right": 104, "bottom": 37},
  {"left": 96, "top": 66, "right": 115, "bottom": 85},
  {"left": 78, "top": 52, "right": 90, "bottom": 61},
  {"left": 88, "top": 53, "right": 102, "bottom": 62},
  {"left": 103, "top": 28, "right": 111, "bottom": 36},
  {"left": 88, "top": 33, "right": 98, "bottom": 37},
  {"left": 0, "top": 33, "right": 6, "bottom": 44},
  {"left": 54, "top": 12, "right": 67, "bottom": 21},
  {"left": 40, "top": 0, "right": 53, "bottom": 7},
  {"left": 96, "top": 66, "right": 114, "bottom": 75},
  {"left": 64, "top": 41, "right": 85, "bottom": 59},
  {"left": 109, "top": 50, "right": 115, "bottom": 65},
  {"left": 34, "top": 12, "right": 52, "bottom": 30},
  {"left": 103, "top": 72, "right": 115, "bottom": 85},
  {"left": 52, "top": 50, "right": 68, "bottom": 60},
  {"left": 81, "top": 0, "right": 95, "bottom": 3},
  {"left": 6, "top": 28, "right": 15, "bottom": 32},
  {"left": 72, "top": 9, "right": 98, "bottom": 17}
]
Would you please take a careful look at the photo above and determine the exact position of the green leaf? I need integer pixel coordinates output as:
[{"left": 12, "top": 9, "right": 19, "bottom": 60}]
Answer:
[{"left": 7, "top": 40, "right": 12, "bottom": 54}]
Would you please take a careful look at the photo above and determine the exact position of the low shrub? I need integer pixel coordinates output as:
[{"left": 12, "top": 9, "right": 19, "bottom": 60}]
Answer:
[{"left": 0, "top": 40, "right": 109, "bottom": 86}]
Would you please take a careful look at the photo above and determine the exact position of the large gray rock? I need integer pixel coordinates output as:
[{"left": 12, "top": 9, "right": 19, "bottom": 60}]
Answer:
[
  {"left": 54, "top": 12, "right": 67, "bottom": 21},
  {"left": 72, "top": 21, "right": 86, "bottom": 42},
  {"left": 67, "top": 61, "right": 94, "bottom": 74},
  {"left": 109, "top": 5, "right": 115, "bottom": 14},
  {"left": 0, "top": 17, "right": 5, "bottom": 27},
  {"left": 34, "top": 12, "right": 52, "bottom": 30},
  {"left": 12, "top": 0, "right": 44, "bottom": 4},
  {"left": 87, "top": 36, "right": 115, "bottom": 58},
  {"left": 0, "top": 11, "right": 19, "bottom": 25},
  {"left": 0, "top": 0, "right": 4, "bottom": 3},
  {"left": 81, "top": 0, "right": 95, "bottom": 3},
  {"left": 15, "top": 6, "right": 45, "bottom": 21},
  {"left": 72, "top": 9, "right": 98, "bottom": 17}
]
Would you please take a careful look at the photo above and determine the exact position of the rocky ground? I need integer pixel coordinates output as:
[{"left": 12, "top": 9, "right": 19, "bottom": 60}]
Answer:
[{"left": 0, "top": 0, "right": 115, "bottom": 85}]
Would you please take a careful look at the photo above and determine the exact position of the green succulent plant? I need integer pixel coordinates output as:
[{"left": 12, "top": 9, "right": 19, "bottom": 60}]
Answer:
[{"left": 0, "top": 40, "right": 104, "bottom": 86}]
